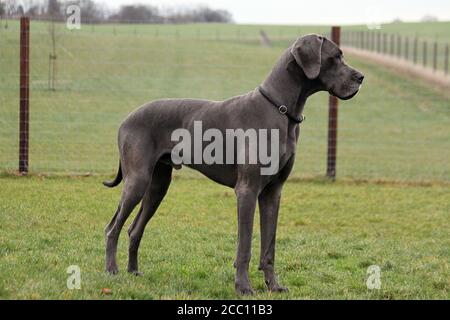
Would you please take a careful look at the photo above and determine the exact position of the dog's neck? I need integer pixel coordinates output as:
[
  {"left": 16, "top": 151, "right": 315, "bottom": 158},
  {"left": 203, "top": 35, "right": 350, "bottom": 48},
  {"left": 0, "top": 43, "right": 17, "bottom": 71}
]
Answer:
[{"left": 261, "top": 48, "right": 320, "bottom": 118}]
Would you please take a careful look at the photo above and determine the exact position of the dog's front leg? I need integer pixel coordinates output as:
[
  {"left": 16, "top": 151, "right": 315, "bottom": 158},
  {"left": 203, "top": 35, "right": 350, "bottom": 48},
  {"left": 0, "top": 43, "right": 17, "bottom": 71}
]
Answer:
[
  {"left": 258, "top": 182, "right": 288, "bottom": 292},
  {"left": 234, "top": 183, "right": 258, "bottom": 295}
]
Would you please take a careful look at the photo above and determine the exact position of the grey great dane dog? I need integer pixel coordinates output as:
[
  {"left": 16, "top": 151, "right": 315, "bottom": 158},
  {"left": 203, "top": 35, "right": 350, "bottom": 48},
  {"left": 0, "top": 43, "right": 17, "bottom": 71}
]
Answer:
[{"left": 103, "top": 34, "right": 364, "bottom": 295}]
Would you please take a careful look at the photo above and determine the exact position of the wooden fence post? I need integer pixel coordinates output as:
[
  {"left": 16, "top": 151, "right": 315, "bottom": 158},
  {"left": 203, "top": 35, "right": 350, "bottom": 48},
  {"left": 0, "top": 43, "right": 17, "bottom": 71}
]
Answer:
[
  {"left": 445, "top": 44, "right": 449, "bottom": 75},
  {"left": 390, "top": 34, "right": 395, "bottom": 55},
  {"left": 433, "top": 42, "right": 438, "bottom": 72},
  {"left": 360, "top": 31, "right": 364, "bottom": 49},
  {"left": 19, "top": 16, "right": 30, "bottom": 174},
  {"left": 423, "top": 41, "right": 428, "bottom": 67},
  {"left": 405, "top": 37, "right": 409, "bottom": 60},
  {"left": 413, "top": 37, "right": 418, "bottom": 64},
  {"left": 377, "top": 32, "right": 381, "bottom": 53},
  {"left": 326, "top": 26, "right": 341, "bottom": 179},
  {"left": 370, "top": 31, "right": 374, "bottom": 51}
]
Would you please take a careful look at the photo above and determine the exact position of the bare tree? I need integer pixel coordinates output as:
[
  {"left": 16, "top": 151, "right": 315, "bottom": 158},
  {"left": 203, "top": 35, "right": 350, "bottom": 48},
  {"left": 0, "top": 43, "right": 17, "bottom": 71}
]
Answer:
[
  {"left": 2, "top": 0, "right": 22, "bottom": 28},
  {"left": 0, "top": 2, "right": 5, "bottom": 17},
  {"left": 24, "top": 0, "right": 48, "bottom": 19},
  {"left": 194, "top": 6, "right": 232, "bottom": 23},
  {"left": 0, "top": 2, "right": 4, "bottom": 29},
  {"left": 164, "top": 5, "right": 233, "bottom": 24},
  {"left": 110, "top": 4, "right": 162, "bottom": 23},
  {"left": 79, "top": 0, "right": 107, "bottom": 24},
  {"left": 0, "top": 1, "right": 233, "bottom": 25},
  {"left": 47, "top": 0, "right": 61, "bottom": 91}
]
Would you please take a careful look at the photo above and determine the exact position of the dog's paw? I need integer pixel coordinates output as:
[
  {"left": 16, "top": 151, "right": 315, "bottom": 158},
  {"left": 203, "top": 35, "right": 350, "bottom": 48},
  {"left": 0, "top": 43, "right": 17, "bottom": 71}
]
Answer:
[
  {"left": 235, "top": 283, "right": 255, "bottom": 296},
  {"left": 265, "top": 278, "right": 289, "bottom": 293},
  {"left": 106, "top": 265, "right": 119, "bottom": 275},
  {"left": 128, "top": 270, "right": 144, "bottom": 276}
]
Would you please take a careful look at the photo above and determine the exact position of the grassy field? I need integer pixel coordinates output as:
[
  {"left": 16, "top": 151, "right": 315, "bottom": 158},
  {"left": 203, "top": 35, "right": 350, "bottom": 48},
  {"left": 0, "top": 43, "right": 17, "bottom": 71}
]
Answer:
[
  {"left": 0, "top": 21, "right": 449, "bottom": 300},
  {"left": 3, "top": 19, "right": 449, "bottom": 41},
  {"left": 0, "top": 20, "right": 449, "bottom": 182},
  {"left": 0, "top": 175, "right": 449, "bottom": 299}
]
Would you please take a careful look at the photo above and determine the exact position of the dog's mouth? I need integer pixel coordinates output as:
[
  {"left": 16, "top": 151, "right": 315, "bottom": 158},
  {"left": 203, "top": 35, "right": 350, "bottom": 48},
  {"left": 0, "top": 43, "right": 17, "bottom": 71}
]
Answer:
[
  {"left": 340, "top": 89, "right": 360, "bottom": 100},
  {"left": 329, "top": 85, "right": 361, "bottom": 101}
]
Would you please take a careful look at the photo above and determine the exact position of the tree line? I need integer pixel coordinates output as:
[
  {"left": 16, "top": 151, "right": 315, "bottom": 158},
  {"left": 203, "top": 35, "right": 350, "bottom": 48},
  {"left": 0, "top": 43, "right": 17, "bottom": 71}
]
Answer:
[{"left": 0, "top": 0, "right": 233, "bottom": 24}]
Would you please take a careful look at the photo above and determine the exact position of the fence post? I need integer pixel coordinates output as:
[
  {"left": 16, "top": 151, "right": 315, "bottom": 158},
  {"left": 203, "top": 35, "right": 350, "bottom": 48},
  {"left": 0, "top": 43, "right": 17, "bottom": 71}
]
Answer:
[
  {"left": 390, "top": 34, "right": 395, "bottom": 55},
  {"left": 19, "top": 16, "right": 30, "bottom": 174},
  {"left": 326, "top": 26, "right": 340, "bottom": 179},
  {"left": 405, "top": 37, "right": 409, "bottom": 60},
  {"left": 413, "top": 37, "right": 418, "bottom": 64},
  {"left": 372, "top": 31, "right": 375, "bottom": 51},
  {"left": 433, "top": 41, "right": 438, "bottom": 72},
  {"left": 423, "top": 41, "right": 428, "bottom": 67},
  {"left": 370, "top": 31, "right": 374, "bottom": 51},
  {"left": 360, "top": 31, "right": 364, "bottom": 49},
  {"left": 445, "top": 44, "right": 449, "bottom": 75},
  {"left": 377, "top": 32, "right": 381, "bottom": 53}
]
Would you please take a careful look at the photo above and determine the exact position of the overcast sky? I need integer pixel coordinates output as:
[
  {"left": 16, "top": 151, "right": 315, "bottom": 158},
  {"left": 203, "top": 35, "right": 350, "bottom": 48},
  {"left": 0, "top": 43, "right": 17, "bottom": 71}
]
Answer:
[{"left": 104, "top": 0, "right": 450, "bottom": 25}]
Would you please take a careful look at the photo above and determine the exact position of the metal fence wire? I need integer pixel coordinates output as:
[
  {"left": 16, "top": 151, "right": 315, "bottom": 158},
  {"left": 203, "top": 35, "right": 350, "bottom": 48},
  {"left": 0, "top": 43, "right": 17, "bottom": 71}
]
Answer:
[
  {"left": 0, "top": 18, "right": 449, "bottom": 183},
  {"left": 341, "top": 30, "right": 449, "bottom": 74}
]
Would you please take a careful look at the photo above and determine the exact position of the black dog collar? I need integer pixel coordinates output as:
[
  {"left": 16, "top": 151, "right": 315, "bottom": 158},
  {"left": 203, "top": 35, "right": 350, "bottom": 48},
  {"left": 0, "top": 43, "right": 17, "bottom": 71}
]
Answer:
[{"left": 258, "top": 86, "right": 305, "bottom": 124}]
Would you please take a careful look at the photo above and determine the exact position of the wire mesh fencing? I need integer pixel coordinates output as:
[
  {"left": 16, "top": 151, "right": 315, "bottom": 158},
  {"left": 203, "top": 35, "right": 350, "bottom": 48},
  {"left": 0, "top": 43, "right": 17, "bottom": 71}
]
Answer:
[
  {"left": 341, "top": 30, "right": 450, "bottom": 75},
  {"left": 0, "top": 18, "right": 449, "bottom": 183}
]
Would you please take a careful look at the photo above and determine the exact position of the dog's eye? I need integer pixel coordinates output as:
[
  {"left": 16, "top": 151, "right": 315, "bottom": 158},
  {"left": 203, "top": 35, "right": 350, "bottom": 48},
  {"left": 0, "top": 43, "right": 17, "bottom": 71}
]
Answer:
[{"left": 328, "top": 55, "right": 340, "bottom": 64}]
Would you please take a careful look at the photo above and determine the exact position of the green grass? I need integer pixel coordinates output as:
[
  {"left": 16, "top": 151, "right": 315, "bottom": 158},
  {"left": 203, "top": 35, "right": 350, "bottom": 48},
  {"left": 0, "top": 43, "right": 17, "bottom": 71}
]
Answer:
[
  {"left": 0, "top": 20, "right": 449, "bottom": 182},
  {"left": 0, "top": 20, "right": 449, "bottom": 301},
  {"left": 3, "top": 19, "right": 448, "bottom": 42},
  {"left": 0, "top": 175, "right": 448, "bottom": 299}
]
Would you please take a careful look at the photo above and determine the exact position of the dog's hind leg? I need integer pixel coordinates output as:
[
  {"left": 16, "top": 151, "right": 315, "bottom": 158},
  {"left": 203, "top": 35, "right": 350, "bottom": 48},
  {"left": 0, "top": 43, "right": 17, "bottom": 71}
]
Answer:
[
  {"left": 105, "top": 170, "right": 152, "bottom": 275},
  {"left": 127, "top": 161, "right": 173, "bottom": 275},
  {"left": 234, "top": 180, "right": 259, "bottom": 295},
  {"left": 105, "top": 205, "right": 120, "bottom": 234}
]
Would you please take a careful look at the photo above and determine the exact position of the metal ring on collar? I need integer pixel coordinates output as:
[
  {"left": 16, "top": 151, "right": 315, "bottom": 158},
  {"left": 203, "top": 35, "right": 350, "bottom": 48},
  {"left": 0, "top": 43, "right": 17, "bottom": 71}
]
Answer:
[{"left": 278, "top": 105, "right": 288, "bottom": 114}]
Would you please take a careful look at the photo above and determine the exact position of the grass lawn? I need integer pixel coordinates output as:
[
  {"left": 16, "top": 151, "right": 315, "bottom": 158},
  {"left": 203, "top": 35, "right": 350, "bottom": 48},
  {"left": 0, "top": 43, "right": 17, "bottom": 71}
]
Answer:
[
  {"left": 0, "top": 175, "right": 448, "bottom": 299},
  {"left": 0, "top": 21, "right": 449, "bottom": 299}
]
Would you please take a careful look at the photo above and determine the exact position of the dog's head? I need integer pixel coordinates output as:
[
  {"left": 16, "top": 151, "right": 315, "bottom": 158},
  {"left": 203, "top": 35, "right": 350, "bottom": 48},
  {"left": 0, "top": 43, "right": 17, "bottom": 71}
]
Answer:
[{"left": 290, "top": 34, "right": 364, "bottom": 100}]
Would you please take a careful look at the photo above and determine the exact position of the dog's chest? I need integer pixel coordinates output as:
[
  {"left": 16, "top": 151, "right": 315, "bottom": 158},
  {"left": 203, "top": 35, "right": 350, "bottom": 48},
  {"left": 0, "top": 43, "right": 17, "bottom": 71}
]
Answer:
[{"left": 277, "top": 124, "right": 300, "bottom": 174}]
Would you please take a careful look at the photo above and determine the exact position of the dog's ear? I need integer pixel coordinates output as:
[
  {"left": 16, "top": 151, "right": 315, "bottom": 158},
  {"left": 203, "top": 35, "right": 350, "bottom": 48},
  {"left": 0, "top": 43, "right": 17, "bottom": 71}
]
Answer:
[{"left": 290, "top": 34, "right": 324, "bottom": 79}]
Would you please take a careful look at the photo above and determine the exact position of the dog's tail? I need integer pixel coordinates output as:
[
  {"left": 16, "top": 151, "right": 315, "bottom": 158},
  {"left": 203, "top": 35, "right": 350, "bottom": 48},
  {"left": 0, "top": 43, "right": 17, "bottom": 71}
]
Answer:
[{"left": 103, "top": 161, "right": 122, "bottom": 188}]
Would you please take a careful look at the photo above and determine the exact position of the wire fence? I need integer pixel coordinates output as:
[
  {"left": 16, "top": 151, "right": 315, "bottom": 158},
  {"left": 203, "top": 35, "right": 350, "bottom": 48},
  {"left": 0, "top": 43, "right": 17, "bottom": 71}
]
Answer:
[
  {"left": 341, "top": 30, "right": 450, "bottom": 75},
  {"left": 0, "top": 18, "right": 449, "bottom": 183}
]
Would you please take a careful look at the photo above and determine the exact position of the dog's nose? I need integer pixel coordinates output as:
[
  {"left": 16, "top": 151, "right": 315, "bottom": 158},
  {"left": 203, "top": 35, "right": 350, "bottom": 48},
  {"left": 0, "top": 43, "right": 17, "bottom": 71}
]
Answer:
[{"left": 355, "top": 73, "right": 364, "bottom": 84}]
